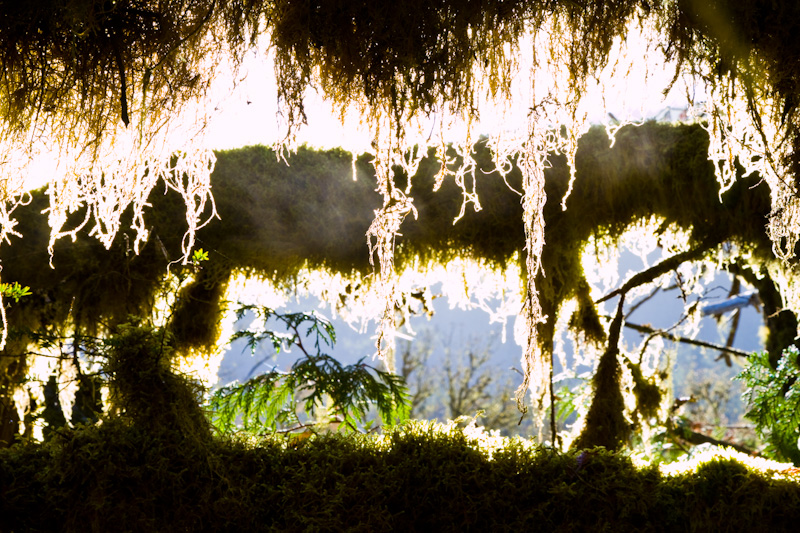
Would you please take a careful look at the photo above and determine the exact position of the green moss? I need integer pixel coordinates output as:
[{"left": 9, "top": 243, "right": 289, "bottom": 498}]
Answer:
[
  {"left": 168, "top": 264, "right": 232, "bottom": 353},
  {"left": 572, "top": 299, "right": 631, "bottom": 452},
  {"left": 2, "top": 418, "right": 799, "bottom": 531},
  {"left": 103, "top": 321, "right": 211, "bottom": 443}
]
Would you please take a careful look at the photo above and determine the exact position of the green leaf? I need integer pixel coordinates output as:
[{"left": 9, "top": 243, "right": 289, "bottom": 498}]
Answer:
[
  {"left": 191, "top": 248, "right": 209, "bottom": 265},
  {"left": 737, "top": 347, "right": 800, "bottom": 464},
  {"left": 0, "top": 281, "right": 32, "bottom": 302}
]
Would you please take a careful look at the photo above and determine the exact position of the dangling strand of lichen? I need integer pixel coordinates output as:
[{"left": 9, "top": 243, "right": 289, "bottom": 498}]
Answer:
[
  {"left": 515, "top": 99, "right": 550, "bottom": 441},
  {"left": 164, "top": 150, "right": 220, "bottom": 267},
  {"left": 0, "top": 160, "right": 28, "bottom": 349},
  {"left": 365, "top": 117, "right": 422, "bottom": 371},
  {"left": 690, "top": 50, "right": 800, "bottom": 329}
]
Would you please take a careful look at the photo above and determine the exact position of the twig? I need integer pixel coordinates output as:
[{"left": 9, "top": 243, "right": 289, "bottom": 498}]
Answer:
[
  {"left": 273, "top": 422, "right": 317, "bottom": 434},
  {"left": 625, "top": 286, "right": 660, "bottom": 320},
  {"left": 624, "top": 322, "right": 750, "bottom": 358}
]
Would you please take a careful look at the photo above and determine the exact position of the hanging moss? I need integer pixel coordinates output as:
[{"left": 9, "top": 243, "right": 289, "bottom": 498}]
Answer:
[
  {"left": 4, "top": 1, "right": 799, "bottom": 161},
  {"left": 568, "top": 279, "right": 607, "bottom": 346},
  {"left": 665, "top": 0, "right": 800, "bottom": 178},
  {"left": 268, "top": 0, "right": 530, "bottom": 127},
  {"left": 628, "top": 360, "right": 664, "bottom": 425},
  {"left": 2, "top": 2, "right": 800, "bottom": 360},
  {"left": 1, "top": 189, "right": 174, "bottom": 338},
  {"left": 394, "top": 141, "right": 525, "bottom": 270},
  {"left": 168, "top": 264, "right": 232, "bottom": 354},
  {"left": 0, "top": 123, "right": 777, "bottom": 354},
  {"left": 525, "top": 121, "right": 777, "bottom": 418},
  {"left": 0, "top": 123, "right": 790, "bottom": 453}
]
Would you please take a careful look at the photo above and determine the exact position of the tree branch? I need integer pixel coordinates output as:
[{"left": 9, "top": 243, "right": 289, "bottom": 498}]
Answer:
[
  {"left": 624, "top": 322, "right": 750, "bottom": 359},
  {"left": 595, "top": 236, "right": 722, "bottom": 305},
  {"left": 677, "top": 426, "right": 757, "bottom": 456}
]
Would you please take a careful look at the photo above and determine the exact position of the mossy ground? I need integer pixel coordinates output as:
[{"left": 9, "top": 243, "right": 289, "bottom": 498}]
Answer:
[{"left": 2, "top": 417, "right": 799, "bottom": 532}]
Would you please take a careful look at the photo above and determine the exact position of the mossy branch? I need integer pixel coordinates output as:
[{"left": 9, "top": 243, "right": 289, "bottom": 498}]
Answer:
[
  {"left": 572, "top": 295, "right": 629, "bottom": 451},
  {"left": 624, "top": 322, "right": 750, "bottom": 359},
  {"left": 595, "top": 235, "right": 723, "bottom": 305}
]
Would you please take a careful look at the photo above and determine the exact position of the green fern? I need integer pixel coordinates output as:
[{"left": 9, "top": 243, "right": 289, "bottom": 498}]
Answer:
[
  {"left": 737, "top": 347, "right": 800, "bottom": 464},
  {"left": 208, "top": 306, "right": 409, "bottom": 434}
]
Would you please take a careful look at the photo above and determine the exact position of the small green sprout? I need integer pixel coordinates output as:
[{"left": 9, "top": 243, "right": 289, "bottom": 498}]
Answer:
[
  {"left": 191, "top": 248, "right": 209, "bottom": 266},
  {"left": 0, "top": 281, "right": 32, "bottom": 302}
]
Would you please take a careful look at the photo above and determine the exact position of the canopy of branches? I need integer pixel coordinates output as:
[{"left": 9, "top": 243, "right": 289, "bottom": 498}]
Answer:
[{"left": 1, "top": 125, "right": 786, "bottom": 432}]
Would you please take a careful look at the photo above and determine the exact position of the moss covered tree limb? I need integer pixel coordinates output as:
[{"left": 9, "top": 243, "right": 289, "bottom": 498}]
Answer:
[
  {"left": 726, "top": 262, "right": 799, "bottom": 368},
  {"left": 0, "top": 124, "right": 776, "bottom": 360},
  {"left": 2, "top": 1, "right": 800, "bottom": 322},
  {"left": 572, "top": 295, "right": 629, "bottom": 451},
  {"left": 595, "top": 235, "right": 725, "bottom": 306},
  {"left": 572, "top": 233, "right": 733, "bottom": 450},
  {"left": 623, "top": 322, "right": 750, "bottom": 360},
  {"left": 0, "top": 123, "right": 791, "bottom": 448}
]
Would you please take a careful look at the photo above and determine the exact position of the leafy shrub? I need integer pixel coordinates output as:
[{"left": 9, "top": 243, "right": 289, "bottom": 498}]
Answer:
[{"left": 738, "top": 346, "right": 800, "bottom": 464}]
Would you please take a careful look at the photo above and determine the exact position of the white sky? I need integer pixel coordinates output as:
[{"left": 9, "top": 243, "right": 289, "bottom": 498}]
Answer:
[{"left": 204, "top": 37, "right": 703, "bottom": 153}]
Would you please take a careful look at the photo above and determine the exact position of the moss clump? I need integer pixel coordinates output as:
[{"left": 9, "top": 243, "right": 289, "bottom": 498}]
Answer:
[
  {"left": 168, "top": 264, "right": 232, "bottom": 353},
  {"left": 103, "top": 321, "right": 211, "bottom": 443}
]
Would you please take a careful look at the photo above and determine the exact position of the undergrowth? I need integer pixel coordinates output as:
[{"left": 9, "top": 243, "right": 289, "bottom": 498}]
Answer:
[
  {"left": 2, "top": 416, "right": 799, "bottom": 532},
  {"left": 2, "top": 320, "right": 799, "bottom": 531}
]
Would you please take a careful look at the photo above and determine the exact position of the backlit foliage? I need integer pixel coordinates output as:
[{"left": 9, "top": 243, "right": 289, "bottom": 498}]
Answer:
[
  {"left": 2, "top": 126, "right": 783, "bottom": 447},
  {"left": 209, "top": 304, "right": 408, "bottom": 434},
  {"left": 2, "top": 0, "right": 800, "bottom": 423},
  {"left": 738, "top": 347, "right": 800, "bottom": 464}
]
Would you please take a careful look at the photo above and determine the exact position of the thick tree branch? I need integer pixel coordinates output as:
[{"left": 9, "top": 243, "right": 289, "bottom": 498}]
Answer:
[{"left": 677, "top": 426, "right": 757, "bottom": 456}]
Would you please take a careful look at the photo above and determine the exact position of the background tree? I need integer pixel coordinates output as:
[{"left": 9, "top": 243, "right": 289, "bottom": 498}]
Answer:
[{"left": 398, "top": 330, "right": 525, "bottom": 436}]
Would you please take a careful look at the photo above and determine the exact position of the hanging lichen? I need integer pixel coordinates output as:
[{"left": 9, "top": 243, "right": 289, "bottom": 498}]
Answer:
[{"left": 1, "top": 121, "right": 791, "bottom": 446}]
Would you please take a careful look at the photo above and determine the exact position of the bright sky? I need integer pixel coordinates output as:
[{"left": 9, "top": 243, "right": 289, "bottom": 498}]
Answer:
[{"left": 204, "top": 35, "right": 702, "bottom": 153}]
